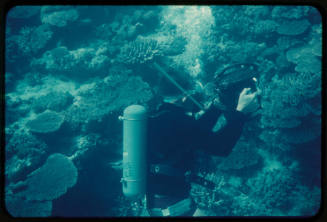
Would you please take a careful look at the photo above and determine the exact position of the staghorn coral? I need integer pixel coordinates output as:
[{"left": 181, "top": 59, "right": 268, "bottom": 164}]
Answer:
[
  {"left": 26, "top": 110, "right": 65, "bottom": 133},
  {"left": 15, "top": 153, "right": 78, "bottom": 201},
  {"left": 40, "top": 6, "right": 79, "bottom": 27},
  {"left": 277, "top": 19, "right": 310, "bottom": 36}
]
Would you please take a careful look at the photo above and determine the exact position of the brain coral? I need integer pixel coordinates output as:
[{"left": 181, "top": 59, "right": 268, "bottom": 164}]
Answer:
[
  {"left": 16, "top": 153, "right": 78, "bottom": 201},
  {"left": 40, "top": 6, "right": 79, "bottom": 27},
  {"left": 26, "top": 110, "right": 64, "bottom": 133}
]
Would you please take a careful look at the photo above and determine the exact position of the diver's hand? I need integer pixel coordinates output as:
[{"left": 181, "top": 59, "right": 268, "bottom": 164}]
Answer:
[{"left": 236, "top": 88, "right": 259, "bottom": 114}]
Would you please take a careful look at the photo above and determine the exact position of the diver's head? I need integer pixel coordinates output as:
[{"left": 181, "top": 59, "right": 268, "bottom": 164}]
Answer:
[{"left": 213, "top": 63, "right": 259, "bottom": 111}]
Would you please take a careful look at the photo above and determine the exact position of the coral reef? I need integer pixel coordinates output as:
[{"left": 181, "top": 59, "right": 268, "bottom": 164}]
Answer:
[
  {"left": 277, "top": 19, "right": 310, "bottom": 36},
  {"left": 245, "top": 168, "right": 299, "bottom": 213},
  {"left": 4, "top": 5, "right": 322, "bottom": 217},
  {"left": 271, "top": 6, "right": 311, "bottom": 20},
  {"left": 40, "top": 6, "right": 79, "bottom": 27},
  {"left": 26, "top": 110, "right": 65, "bottom": 133},
  {"left": 5, "top": 129, "right": 48, "bottom": 182},
  {"left": 14, "top": 153, "right": 78, "bottom": 201},
  {"left": 8, "top": 6, "right": 41, "bottom": 19},
  {"left": 32, "top": 91, "right": 73, "bottom": 113},
  {"left": 30, "top": 44, "right": 110, "bottom": 80},
  {"left": 218, "top": 139, "right": 260, "bottom": 171},
  {"left": 64, "top": 71, "right": 152, "bottom": 130},
  {"left": 7, "top": 24, "right": 53, "bottom": 57},
  {"left": 5, "top": 194, "right": 52, "bottom": 217}
]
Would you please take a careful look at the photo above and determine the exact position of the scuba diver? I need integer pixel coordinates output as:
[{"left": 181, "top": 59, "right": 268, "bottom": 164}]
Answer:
[{"left": 120, "top": 63, "right": 260, "bottom": 216}]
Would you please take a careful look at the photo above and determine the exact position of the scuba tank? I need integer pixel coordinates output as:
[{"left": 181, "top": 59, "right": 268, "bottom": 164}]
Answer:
[{"left": 119, "top": 105, "right": 148, "bottom": 200}]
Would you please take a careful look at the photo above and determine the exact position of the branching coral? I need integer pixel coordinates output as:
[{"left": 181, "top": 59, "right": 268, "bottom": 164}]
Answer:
[
  {"left": 26, "top": 110, "right": 65, "bottom": 133},
  {"left": 40, "top": 6, "right": 79, "bottom": 27},
  {"left": 116, "top": 36, "right": 163, "bottom": 65},
  {"left": 15, "top": 153, "right": 78, "bottom": 201}
]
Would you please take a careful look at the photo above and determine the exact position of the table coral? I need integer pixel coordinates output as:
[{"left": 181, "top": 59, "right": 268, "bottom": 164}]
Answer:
[
  {"left": 32, "top": 91, "right": 73, "bottom": 113},
  {"left": 64, "top": 73, "right": 153, "bottom": 129},
  {"left": 15, "top": 153, "right": 78, "bottom": 201},
  {"left": 26, "top": 110, "right": 65, "bottom": 133}
]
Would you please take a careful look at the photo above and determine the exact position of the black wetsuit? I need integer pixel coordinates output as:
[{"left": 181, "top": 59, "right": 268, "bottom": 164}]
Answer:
[{"left": 146, "top": 102, "right": 247, "bottom": 210}]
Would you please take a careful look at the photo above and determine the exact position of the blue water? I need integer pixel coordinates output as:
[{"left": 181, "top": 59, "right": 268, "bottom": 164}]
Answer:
[{"left": 4, "top": 5, "right": 322, "bottom": 217}]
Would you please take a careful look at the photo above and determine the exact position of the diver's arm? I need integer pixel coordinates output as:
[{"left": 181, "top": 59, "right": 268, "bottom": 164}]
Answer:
[
  {"left": 196, "top": 88, "right": 259, "bottom": 156},
  {"left": 196, "top": 109, "right": 247, "bottom": 156}
]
